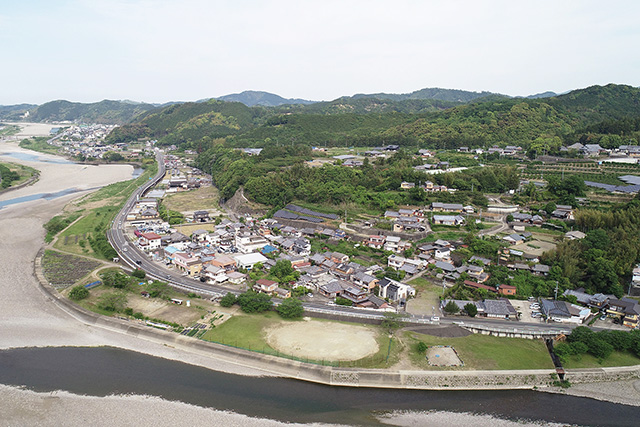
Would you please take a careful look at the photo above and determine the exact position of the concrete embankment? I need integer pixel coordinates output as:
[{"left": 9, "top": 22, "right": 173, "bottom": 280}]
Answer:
[{"left": 33, "top": 250, "right": 640, "bottom": 391}]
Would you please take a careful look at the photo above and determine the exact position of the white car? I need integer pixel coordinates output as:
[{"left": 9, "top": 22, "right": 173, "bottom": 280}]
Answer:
[{"left": 431, "top": 316, "right": 440, "bottom": 322}]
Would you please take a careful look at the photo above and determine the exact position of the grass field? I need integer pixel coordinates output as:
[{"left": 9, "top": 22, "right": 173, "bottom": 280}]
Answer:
[
  {"left": 162, "top": 186, "right": 221, "bottom": 213},
  {"left": 405, "top": 276, "right": 442, "bottom": 316},
  {"left": 562, "top": 351, "right": 640, "bottom": 369},
  {"left": 405, "top": 333, "right": 555, "bottom": 370},
  {"left": 201, "top": 312, "right": 402, "bottom": 367},
  {"left": 0, "top": 161, "right": 38, "bottom": 188},
  {"left": 18, "top": 137, "right": 61, "bottom": 155}
]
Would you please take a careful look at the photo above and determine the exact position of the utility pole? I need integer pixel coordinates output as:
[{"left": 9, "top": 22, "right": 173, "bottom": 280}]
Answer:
[{"left": 554, "top": 281, "right": 559, "bottom": 300}]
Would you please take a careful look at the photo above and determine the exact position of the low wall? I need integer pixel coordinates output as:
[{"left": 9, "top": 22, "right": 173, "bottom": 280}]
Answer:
[{"left": 33, "top": 249, "right": 640, "bottom": 390}]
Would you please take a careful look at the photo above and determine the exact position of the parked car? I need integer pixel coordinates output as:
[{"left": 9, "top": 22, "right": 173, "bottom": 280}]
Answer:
[
  {"left": 431, "top": 316, "right": 440, "bottom": 322},
  {"left": 599, "top": 314, "right": 606, "bottom": 321}
]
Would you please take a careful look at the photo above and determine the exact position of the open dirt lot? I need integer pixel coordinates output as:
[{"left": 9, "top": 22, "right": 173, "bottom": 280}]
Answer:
[
  {"left": 511, "top": 239, "right": 557, "bottom": 257},
  {"left": 163, "top": 186, "right": 223, "bottom": 216},
  {"left": 426, "top": 346, "right": 463, "bottom": 366},
  {"left": 265, "top": 319, "right": 379, "bottom": 361}
]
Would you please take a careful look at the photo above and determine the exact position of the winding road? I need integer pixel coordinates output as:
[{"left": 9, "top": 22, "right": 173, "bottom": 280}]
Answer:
[{"left": 106, "top": 152, "right": 579, "bottom": 336}]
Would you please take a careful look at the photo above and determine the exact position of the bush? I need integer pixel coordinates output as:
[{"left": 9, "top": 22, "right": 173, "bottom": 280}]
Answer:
[
  {"left": 133, "top": 312, "right": 145, "bottom": 319},
  {"left": 277, "top": 298, "right": 304, "bottom": 319},
  {"left": 444, "top": 300, "right": 459, "bottom": 315},
  {"left": 97, "top": 292, "right": 127, "bottom": 312},
  {"left": 68, "top": 285, "right": 89, "bottom": 301},
  {"left": 417, "top": 342, "right": 428, "bottom": 353},
  {"left": 236, "top": 291, "right": 272, "bottom": 313},
  {"left": 131, "top": 269, "right": 146, "bottom": 279},
  {"left": 464, "top": 303, "right": 478, "bottom": 317},
  {"left": 335, "top": 297, "right": 353, "bottom": 306},
  {"left": 124, "top": 307, "right": 134, "bottom": 316},
  {"left": 219, "top": 292, "right": 237, "bottom": 307}
]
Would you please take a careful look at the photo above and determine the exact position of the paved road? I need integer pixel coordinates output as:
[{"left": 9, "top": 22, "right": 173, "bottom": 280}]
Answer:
[{"left": 107, "top": 153, "right": 579, "bottom": 335}]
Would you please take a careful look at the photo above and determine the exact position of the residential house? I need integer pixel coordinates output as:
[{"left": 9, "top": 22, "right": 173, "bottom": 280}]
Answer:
[
  {"left": 340, "top": 286, "right": 369, "bottom": 304},
  {"left": 383, "top": 235, "right": 401, "bottom": 252},
  {"left": 431, "top": 202, "right": 463, "bottom": 212},
  {"left": 254, "top": 279, "right": 278, "bottom": 295},
  {"left": 275, "top": 287, "right": 291, "bottom": 299},
  {"left": 541, "top": 299, "right": 591, "bottom": 324},
  {"left": 503, "top": 233, "right": 526, "bottom": 245},
  {"left": 226, "top": 271, "right": 247, "bottom": 285},
  {"left": 432, "top": 215, "right": 465, "bottom": 226},
  {"left": 532, "top": 264, "right": 550, "bottom": 276},
  {"left": 378, "top": 277, "right": 416, "bottom": 303},
  {"left": 139, "top": 232, "right": 162, "bottom": 251},
  {"left": 388, "top": 254, "right": 406, "bottom": 269},
  {"left": 482, "top": 299, "right": 518, "bottom": 319},
  {"left": 173, "top": 252, "right": 203, "bottom": 276},
  {"left": 565, "top": 230, "right": 587, "bottom": 240},
  {"left": 498, "top": 284, "right": 517, "bottom": 296},
  {"left": 400, "top": 181, "right": 415, "bottom": 189},
  {"left": 367, "top": 235, "right": 386, "bottom": 250},
  {"left": 463, "top": 280, "right": 497, "bottom": 293},
  {"left": 203, "top": 265, "right": 228, "bottom": 283},
  {"left": 352, "top": 272, "right": 379, "bottom": 291},
  {"left": 235, "top": 233, "right": 268, "bottom": 254},
  {"left": 606, "top": 298, "right": 640, "bottom": 328},
  {"left": 210, "top": 254, "right": 237, "bottom": 271},
  {"left": 319, "top": 279, "right": 349, "bottom": 298},
  {"left": 193, "top": 210, "right": 210, "bottom": 222}
]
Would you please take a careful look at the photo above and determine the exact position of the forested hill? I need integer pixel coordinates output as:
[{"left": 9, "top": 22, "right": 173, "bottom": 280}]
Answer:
[
  {"left": 0, "top": 104, "right": 37, "bottom": 121},
  {"left": 348, "top": 87, "right": 505, "bottom": 103},
  {"left": 106, "top": 99, "right": 265, "bottom": 147},
  {"left": 28, "top": 100, "right": 157, "bottom": 124},
  {"left": 215, "top": 91, "right": 315, "bottom": 107},
  {"left": 107, "top": 83, "right": 640, "bottom": 151}
]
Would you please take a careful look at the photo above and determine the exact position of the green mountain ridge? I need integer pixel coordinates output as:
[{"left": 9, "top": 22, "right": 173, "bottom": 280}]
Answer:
[{"left": 29, "top": 99, "right": 158, "bottom": 124}]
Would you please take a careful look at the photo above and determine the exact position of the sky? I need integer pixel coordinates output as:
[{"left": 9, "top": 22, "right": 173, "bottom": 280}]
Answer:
[{"left": 1, "top": 0, "right": 639, "bottom": 105}]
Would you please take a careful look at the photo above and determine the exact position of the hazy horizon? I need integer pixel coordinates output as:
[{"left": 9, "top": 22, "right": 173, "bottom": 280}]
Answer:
[{"left": 2, "top": 0, "right": 639, "bottom": 105}]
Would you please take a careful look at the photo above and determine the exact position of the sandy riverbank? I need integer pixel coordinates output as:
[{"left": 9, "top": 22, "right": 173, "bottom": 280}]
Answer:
[
  {"left": 1, "top": 127, "right": 638, "bottom": 424},
  {"left": 542, "top": 379, "right": 640, "bottom": 407},
  {"left": 0, "top": 384, "right": 339, "bottom": 427}
]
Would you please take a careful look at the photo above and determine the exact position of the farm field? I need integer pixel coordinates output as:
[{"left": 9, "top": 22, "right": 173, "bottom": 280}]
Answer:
[
  {"left": 42, "top": 250, "right": 101, "bottom": 288},
  {"left": 162, "top": 186, "right": 222, "bottom": 214}
]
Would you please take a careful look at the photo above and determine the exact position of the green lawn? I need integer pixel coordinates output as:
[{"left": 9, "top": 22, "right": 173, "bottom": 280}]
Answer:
[
  {"left": 201, "top": 312, "right": 401, "bottom": 368},
  {"left": 562, "top": 351, "right": 640, "bottom": 369},
  {"left": 406, "top": 332, "right": 555, "bottom": 370},
  {"left": 202, "top": 311, "right": 281, "bottom": 350},
  {"left": 18, "top": 137, "right": 61, "bottom": 155}
]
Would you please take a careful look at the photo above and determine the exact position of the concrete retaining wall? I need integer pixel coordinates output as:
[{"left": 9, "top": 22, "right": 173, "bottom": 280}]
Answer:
[{"left": 33, "top": 249, "right": 640, "bottom": 390}]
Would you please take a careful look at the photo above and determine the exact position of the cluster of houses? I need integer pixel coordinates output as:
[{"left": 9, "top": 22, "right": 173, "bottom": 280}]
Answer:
[
  {"left": 50, "top": 124, "right": 157, "bottom": 159},
  {"left": 563, "top": 288, "right": 639, "bottom": 328},
  {"left": 131, "top": 212, "right": 422, "bottom": 308},
  {"left": 382, "top": 203, "right": 473, "bottom": 230}
]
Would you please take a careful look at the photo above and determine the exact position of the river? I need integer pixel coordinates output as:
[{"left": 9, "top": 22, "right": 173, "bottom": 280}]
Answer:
[
  {"left": 1, "top": 134, "right": 639, "bottom": 426},
  {"left": 1, "top": 346, "right": 638, "bottom": 426}
]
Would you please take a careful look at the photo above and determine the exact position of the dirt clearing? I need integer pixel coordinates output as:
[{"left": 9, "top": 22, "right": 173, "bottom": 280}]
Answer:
[
  {"left": 426, "top": 346, "right": 464, "bottom": 366},
  {"left": 265, "top": 319, "right": 379, "bottom": 361}
]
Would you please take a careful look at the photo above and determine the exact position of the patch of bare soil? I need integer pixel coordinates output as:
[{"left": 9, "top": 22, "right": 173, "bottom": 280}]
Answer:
[{"left": 264, "top": 319, "right": 378, "bottom": 361}]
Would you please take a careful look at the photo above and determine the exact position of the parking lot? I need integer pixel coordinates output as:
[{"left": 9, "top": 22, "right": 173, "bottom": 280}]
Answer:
[{"left": 510, "top": 299, "right": 545, "bottom": 323}]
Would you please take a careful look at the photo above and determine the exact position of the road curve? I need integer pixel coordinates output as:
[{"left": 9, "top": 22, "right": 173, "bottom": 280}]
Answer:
[{"left": 107, "top": 152, "right": 576, "bottom": 334}]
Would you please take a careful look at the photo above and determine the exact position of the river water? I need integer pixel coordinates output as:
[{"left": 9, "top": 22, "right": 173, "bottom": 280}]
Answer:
[{"left": 0, "top": 347, "right": 638, "bottom": 426}]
